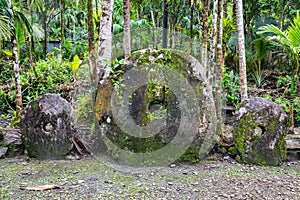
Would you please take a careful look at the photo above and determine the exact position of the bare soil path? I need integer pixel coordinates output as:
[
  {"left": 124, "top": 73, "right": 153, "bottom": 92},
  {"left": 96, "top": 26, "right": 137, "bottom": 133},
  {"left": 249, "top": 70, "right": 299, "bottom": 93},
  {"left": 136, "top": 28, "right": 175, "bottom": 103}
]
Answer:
[{"left": 0, "top": 154, "right": 300, "bottom": 200}]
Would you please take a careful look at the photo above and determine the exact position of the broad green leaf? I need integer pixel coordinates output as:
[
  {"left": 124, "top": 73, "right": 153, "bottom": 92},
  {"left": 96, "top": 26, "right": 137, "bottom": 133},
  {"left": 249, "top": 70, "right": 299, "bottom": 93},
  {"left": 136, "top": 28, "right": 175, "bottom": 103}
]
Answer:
[{"left": 67, "top": 55, "right": 82, "bottom": 73}]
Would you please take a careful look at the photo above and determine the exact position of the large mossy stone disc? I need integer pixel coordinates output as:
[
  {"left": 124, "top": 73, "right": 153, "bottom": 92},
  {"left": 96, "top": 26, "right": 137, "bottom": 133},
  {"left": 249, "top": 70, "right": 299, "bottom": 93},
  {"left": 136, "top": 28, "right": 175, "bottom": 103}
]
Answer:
[
  {"left": 21, "top": 94, "right": 74, "bottom": 159},
  {"left": 233, "top": 97, "right": 289, "bottom": 166},
  {"left": 95, "top": 49, "right": 217, "bottom": 164}
]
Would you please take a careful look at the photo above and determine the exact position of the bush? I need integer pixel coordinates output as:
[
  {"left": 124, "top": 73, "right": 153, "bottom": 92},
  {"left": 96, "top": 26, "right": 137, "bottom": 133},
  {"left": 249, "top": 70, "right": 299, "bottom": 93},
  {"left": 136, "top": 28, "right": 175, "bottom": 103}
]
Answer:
[
  {"left": 21, "top": 55, "right": 73, "bottom": 105},
  {"left": 0, "top": 55, "right": 73, "bottom": 112},
  {"left": 222, "top": 67, "right": 241, "bottom": 108}
]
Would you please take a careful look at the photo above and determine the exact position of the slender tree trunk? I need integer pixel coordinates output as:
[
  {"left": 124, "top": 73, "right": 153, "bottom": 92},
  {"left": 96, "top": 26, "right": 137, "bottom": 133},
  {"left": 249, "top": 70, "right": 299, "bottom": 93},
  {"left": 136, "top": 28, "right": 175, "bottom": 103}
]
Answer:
[
  {"left": 42, "top": 12, "right": 48, "bottom": 58},
  {"left": 150, "top": 9, "right": 157, "bottom": 48},
  {"left": 150, "top": 10, "right": 156, "bottom": 28},
  {"left": 201, "top": 0, "right": 209, "bottom": 72},
  {"left": 215, "top": 0, "right": 223, "bottom": 135},
  {"left": 208, "top": 0, "right": 218, "bottom": 84},
  {"left": 21, "top": 0, "right": 37, "bottom": 77},
  {"left": 22, "top": 23, "right": 37, "bottom": 77},
  {"left": 88, "top": 0, "right": 95, "bottom": 55},
  {"left": 10, "top": 3, "right": 22, "bottom": 120},
  {"left": 87, "top": 0, "right": 96, "bottom": 85},
  {"left": 136, "top": 9, "right": 139, "bottom": 20},
  {"left": 222, "top": 0, "right": 227, "bottom": 66},
  {"left": 189, "top": 0, "right": 194, "bottom": 54},
  {"left": 27, "top": 0, "right": 35, "bottom": 53},
  {"left": 123, "top": 0, "right": 131, "bottom": 59},
  {"left": 236, "top": 0, "right": 248, "bottom": 102},
  {"left": 60, "top": 0, "right": 65, "bottom": 54},
  {"left": 162, "top": 0, "right": 168, "bottom": 48},
  {"left": 96, "top": 0, "right": 114, "bottom": 87}
]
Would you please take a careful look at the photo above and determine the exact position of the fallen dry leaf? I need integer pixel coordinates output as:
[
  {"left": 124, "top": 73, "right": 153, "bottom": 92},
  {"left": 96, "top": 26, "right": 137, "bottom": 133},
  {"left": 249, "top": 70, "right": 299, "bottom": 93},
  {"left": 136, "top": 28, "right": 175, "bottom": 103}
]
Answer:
[{"left": 19, "top": 185, "right": 62, "bottom": 191}]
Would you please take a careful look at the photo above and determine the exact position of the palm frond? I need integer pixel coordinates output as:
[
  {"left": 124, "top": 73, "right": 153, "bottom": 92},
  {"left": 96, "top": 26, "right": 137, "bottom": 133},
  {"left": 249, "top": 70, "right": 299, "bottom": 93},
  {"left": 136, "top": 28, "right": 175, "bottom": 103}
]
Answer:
[
  {"left": 258, "top": 24, "right": 287, "bottom": 41},
  {"left": 14, "top": 10, "right": 33, "bottom": 34},
  {"left": 130, "top": 19, "right": 150, "bottom": 29},
  {"left": 254, "top": 35, "right": 269, "bottom": 60},
  {"left": 30, "top": 0, "right": 45, "bottom": 12},
  {"left": 0, "top": 15, "right": 11, "bottom": 40},
  {"left": 286, "top": 14, "right": 300, "bottom": 50}
]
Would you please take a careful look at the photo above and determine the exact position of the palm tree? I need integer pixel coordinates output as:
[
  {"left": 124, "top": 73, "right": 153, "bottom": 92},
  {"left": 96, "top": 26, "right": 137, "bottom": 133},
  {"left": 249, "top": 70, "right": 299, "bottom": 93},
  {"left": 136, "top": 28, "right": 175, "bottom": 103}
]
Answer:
[
  {"left": 162, "top": 0, "right": 168, "bottom": 48},
  {"left": 60, "top": 0, "right": 65, "bottom": 60},
  {"left": 259, "top": 13, "right": 300, "bottom": 129},
  {"left": 123, "top": 0, "right": 131, "bottom": 59},
  {"left": 208, "top": 0, "right": 218, "bottom": 84},
  {"left": 0, "top": 0, "right": 33, "bottom": 120},
  {"left": 96, "top": 0, "right": 114, "bottom": 87},
  {"left": 235, "top": 0, "right": 248, "bottom": 102},
  {"left": 0, "top": 15, "right": 11, "bottom": 41},
  {"left": 188, "top": 0, "right": 194, "bottom": 54},
  {"left": 201, "top": 0, "right": 209, "bottom": 71},
  {"left": 19, "top": 0, "right": 37, "bottom": 76},
  {"left": 87, "top": 0, "right": 95, "bottom": 55},
  {"left": 258, "top": 13, "right": 300, "bottom": 94},
  {"left": 215, "top": 0, "right": 223, "bottom": 135}
]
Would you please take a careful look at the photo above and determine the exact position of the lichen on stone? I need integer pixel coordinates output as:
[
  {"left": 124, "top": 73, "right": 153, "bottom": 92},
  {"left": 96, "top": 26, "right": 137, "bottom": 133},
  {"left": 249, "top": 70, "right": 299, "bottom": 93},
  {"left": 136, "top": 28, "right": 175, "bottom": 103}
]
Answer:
[
  {"left": 233, "top": 97, "right": 288, "bottom": 166},
  {"left": 94, "top": 48, "right": 217, "bottom": 164}
]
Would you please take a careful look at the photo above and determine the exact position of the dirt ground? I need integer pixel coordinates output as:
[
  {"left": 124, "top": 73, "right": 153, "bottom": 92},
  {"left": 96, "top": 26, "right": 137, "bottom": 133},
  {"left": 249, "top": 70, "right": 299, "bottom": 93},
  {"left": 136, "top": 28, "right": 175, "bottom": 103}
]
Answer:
[{"left": 0, "top": 153, "right": 300, "bottom": 200}]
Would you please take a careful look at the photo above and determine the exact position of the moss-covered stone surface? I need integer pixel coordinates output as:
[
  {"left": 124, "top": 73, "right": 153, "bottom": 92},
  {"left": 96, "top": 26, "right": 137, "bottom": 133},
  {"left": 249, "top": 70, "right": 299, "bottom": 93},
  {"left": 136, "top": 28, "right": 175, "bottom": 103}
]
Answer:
[
  {"left": 20, "top": 94, "right": 74, "bottom": 160},
  {"left": 94, "top": 49, "right": 217, "bottom": 164},
  {"left": 233, "top": 97, "right": 289, "bottom": 166}
]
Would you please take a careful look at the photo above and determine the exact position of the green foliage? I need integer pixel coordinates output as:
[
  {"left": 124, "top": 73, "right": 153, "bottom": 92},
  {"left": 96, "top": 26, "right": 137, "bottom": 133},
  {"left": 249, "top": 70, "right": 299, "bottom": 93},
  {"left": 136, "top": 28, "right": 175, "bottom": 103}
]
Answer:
[
  {"left": 0, "top": 59, "right": 14, "bottom": 110},
  {"left": 274, "top": 97, "right": 300, "bottom": 121},
  {"left": 74, "top": 93, "right": 97, "bottom": 127},
  {"left": 66, "top": 54, "right": 82, "bottom": 80},
  {"left": 21, "top": 55, "right": 72, "bottom": 104},
  {"left": 276, "top": 75, "right": 299, "bottom": 87},
  {"left": 258, "top": 13, "right": 300, "bottom": 93},
  {"left": 61, "top": 40, "right": 88, "bottom": 61},
  {"left": 263, "top": 82, "right": 300, "bottom": 121},
  {"left": 0, "top": 15, "right": 11, "bottom": 41},
  {"left": 251, "top": 70, "right": 268, "bottom": 88},
  {"left": 222, "top": 67, "right": 240, "bottom": 108},
  {"left": 276, "top": 74, "right": 299, "bottom": 94},
  {"left": 294, "top": 97, "right": 300, "bottom": 121},
  {"left": 0, "top": 55, "right": 72, "bottom": 112},
  {"left": 67, "top": 55, "right": 81, "bottom": 72}
]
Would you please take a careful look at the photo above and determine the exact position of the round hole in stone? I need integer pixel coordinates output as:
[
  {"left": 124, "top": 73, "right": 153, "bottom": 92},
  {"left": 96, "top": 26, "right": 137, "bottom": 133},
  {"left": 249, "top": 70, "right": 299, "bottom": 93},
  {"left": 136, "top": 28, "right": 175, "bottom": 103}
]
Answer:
[
  {"left": 254, "top": 125, "right": 265, "bottom": 137},
  {"left": 149, "top": 100, "right": 167, "bottom": 119},
  {"left": 43, "top": 122, "right": 54, "bottom": 133}
]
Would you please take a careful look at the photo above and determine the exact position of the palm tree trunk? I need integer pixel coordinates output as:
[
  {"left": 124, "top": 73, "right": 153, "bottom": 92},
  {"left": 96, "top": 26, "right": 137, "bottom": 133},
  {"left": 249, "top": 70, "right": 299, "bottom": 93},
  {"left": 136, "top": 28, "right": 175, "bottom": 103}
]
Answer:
[
  {"left": 201, "top": 0, "right": 209, "bottom": 72},
  {"left": 42, "top": 11, "right": 47, "bottom": 58},
  {"left": 87, "top": 0, "right": 96, "bottom": 86},
  {"left": 96, "top": 0, "right": 114, "bottom": 87},
  {"left": 189, "top": 0, "right": 194, "bottom": 54},
  {"left": 10, "top": 2, "right": 22, "bottom": 120},
  {"left": 162, "top": 0, "right": 168, "bottom": 48},
  {"left": 236, "top": 0, "right": 248, "bottom": 102},
  {"left": 208, "top": 0, "right": 218, "bottom": 84},
  {"left": 215, "top": 0, "right": 223, "bottom": 135},
  {"left": 150, "top": 9, "right": 157, "bottom": 48},
  {"left": 28, "top": 1, "right": 35, "bottom": 54},
  {"left": 123, "top": 0, "right": 131, "bottom": 59},
  {"left": 60, "top": 0, "right": 65, "bottom": 60},
  {"left": 88, "top": 0, "right": 95, "bottom": 55},
  {"left": 21, "top": 0, "right": 37, "bottom": 77},
  {"left": 22, "top": 23, "right": 37, "bottom": 77}
]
